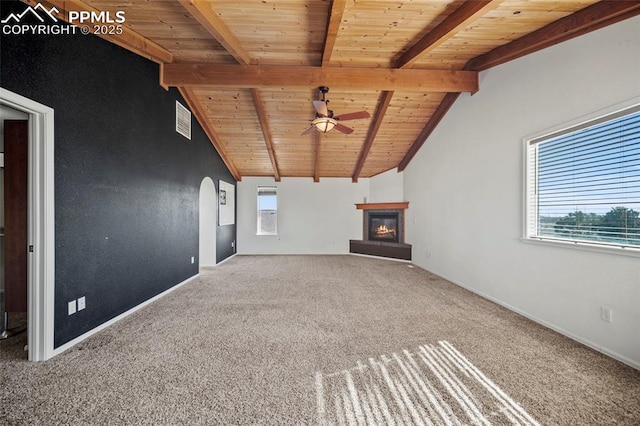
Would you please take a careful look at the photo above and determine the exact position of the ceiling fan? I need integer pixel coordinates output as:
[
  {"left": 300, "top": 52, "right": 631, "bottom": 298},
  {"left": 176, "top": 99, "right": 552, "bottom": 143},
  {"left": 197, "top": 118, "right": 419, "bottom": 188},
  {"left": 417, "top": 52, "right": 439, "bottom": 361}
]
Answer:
[{"left": 301, "top": 86, "right": 370, "bottom": 135}]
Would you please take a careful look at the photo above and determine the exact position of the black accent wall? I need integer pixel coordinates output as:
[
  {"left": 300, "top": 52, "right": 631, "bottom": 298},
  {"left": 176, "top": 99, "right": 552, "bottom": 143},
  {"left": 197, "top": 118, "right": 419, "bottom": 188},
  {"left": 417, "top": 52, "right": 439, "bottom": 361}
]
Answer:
[{"left": 1, "top": 1, "right": 236, "bottom": 347}]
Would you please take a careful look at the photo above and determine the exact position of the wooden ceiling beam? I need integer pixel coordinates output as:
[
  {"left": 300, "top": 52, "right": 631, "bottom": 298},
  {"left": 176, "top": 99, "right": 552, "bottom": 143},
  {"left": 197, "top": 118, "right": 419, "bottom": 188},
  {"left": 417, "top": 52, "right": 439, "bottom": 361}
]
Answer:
[
  {"left": 395, "top": 0, "right": 502, "bottom": 69},
  {"left": 374, "top": 2, "right": 503, "bottom": 176},
  {"left": 22, "top": 0, "right": 173, "bottom": 64},
  {"left": 250, "top": 89, "right": 281, "bottom": 182},
  {"left": 161, "top": 64, "right": 478, "bottom": 92},
  {"left": 467, "top": 1, "right": 640, "bottom": 71},
  {"left": 177, "top": 0, "right": 252, "bottom": 65},
  {"left": 177, "top": 87, "right": 241, "bottom": 181},
  {"left": 322, "top": 0, "right": 348, "bottom": 66},
  {"left": 397, "top": 92, "right": 460, "bottom": 172},
  {"left": 371, "top": 1, "right": 500, "bottom": 176},
  {"left": 398, "top": 1, "right": 640, "bottom": 173},
  {"left": 352, "top": 91, "right": 394, "bottom": 182}
]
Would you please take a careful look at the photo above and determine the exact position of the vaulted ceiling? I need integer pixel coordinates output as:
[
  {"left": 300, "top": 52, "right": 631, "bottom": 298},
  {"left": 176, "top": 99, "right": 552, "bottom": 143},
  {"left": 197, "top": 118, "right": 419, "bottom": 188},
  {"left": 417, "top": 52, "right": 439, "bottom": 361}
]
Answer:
[{"left": 30, "top": 0, "right": 640, "bottom": 182}]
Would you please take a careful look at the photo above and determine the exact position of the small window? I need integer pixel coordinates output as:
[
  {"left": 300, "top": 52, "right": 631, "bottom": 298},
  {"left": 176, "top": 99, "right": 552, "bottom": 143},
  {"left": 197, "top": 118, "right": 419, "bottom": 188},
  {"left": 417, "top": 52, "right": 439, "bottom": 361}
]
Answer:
[
  {"left": 525, "top": 104, "right": 640, "bottom": 251},
  {"left": 257, "top": 186, "right": 277, "bottom": 235}
]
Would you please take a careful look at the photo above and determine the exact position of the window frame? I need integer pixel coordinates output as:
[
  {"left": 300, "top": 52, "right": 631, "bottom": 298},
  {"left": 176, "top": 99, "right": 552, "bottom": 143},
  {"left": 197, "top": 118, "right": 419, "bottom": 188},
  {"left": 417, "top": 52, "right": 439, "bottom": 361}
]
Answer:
[
  {"left": 256, "top": 186, "right": 278, "bottom": 236},
  {"left": 523, "top": 97, "right": 640, "bottom": 257}
]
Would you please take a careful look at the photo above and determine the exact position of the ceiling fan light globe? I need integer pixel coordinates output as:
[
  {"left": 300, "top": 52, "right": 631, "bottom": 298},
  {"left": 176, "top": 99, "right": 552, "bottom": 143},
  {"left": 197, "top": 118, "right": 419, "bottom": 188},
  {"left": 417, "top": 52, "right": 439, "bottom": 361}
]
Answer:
[{"left": 312, "top": 117, "right": 337, "bottom": 133}]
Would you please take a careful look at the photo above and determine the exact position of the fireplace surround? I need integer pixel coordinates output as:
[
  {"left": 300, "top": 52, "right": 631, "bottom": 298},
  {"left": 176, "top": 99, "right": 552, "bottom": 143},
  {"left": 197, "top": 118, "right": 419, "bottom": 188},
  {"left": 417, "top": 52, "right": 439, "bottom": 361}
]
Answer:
[{"left": 350, "top": 202, "right": 411, "bottom": 260}]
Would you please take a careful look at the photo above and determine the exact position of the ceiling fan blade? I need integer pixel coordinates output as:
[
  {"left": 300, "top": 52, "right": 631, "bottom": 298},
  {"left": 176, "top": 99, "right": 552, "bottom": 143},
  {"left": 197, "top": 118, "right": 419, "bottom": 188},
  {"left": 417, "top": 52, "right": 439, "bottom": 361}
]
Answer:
[
  {"left": 334, "top": 111, "right": 371, "bottom": 121},
  {"left": 334, "top": 123, "right": 354, "bottom": 135},
  {"left": 301, "top": 125, "right": 316, "bottom": 136},
  {"left": 313, "top": 100, "right": 328, "bottom": 117}
]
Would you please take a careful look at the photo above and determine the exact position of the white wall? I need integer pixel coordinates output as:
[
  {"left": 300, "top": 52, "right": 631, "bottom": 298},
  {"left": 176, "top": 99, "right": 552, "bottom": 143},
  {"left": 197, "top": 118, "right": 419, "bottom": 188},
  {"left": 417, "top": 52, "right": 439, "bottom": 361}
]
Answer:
[
  {"left": 198, "top": 177, "right": 217, "bottom": 267},
  {"left": 237, "top": 177, "right": 369, "bottom": 254},
  {"left": 369, "top": 168, "right": 404, "bottom": 203},
  {"left": 404, "top": 17, "right": 640, "bottom": 368}
]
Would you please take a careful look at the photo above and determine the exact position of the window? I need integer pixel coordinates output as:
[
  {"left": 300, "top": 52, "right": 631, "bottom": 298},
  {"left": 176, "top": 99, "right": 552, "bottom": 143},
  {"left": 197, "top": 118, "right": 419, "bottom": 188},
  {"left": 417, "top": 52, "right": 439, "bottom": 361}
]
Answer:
[
  {"left": 257, "top": 186, "right": 277, "bottom": 235},
  {"left": 525, "top": 104, "right": 640, "bottom": 251}
]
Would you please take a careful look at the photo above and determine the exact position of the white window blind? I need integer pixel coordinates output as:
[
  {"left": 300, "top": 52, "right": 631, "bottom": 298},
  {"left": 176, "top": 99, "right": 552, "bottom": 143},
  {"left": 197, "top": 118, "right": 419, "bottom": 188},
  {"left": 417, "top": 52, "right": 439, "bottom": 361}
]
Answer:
[
  {"left": 526, "top": 106, "right": 640, "bottom": 250},
  {"left": 257, "top": 186, "right": 277, "bottom": 235}
]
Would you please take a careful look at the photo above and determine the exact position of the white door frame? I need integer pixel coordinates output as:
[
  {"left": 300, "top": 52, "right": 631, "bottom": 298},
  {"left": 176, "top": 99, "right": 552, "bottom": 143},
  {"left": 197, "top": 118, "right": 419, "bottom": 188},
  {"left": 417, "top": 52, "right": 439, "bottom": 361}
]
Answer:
[{"left": 1, "top": 88, "right": 55, "bottom": 361}]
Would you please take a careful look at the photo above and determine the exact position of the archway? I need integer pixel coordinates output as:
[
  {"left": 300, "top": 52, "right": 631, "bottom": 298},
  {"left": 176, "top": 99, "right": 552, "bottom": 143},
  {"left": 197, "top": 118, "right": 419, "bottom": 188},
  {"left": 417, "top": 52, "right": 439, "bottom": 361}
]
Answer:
[{"left": 199, "top": 177, "right": 217, "bottom": 268}]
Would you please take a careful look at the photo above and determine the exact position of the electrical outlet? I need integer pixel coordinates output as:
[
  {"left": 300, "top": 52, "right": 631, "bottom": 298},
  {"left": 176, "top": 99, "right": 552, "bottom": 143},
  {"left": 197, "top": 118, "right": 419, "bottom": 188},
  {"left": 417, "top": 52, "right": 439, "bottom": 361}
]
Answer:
[
  {"left": 600, "top": 306, "right": 612, "bottom": 323},
  {"left": 68, "top": 300, "right": 77, "bottom": 315},
  {"left": 191, "top": 256, "right": 195, "bottom": 264},
  {"left": 77, "top": 296, "right": 86, "bottom": 311}
]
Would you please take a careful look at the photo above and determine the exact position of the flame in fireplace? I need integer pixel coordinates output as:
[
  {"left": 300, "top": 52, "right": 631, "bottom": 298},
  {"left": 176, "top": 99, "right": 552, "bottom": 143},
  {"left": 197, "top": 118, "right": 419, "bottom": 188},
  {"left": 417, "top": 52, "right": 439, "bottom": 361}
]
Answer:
[{"left": 375, "top": 225, "right": 397, "bottom": 238}]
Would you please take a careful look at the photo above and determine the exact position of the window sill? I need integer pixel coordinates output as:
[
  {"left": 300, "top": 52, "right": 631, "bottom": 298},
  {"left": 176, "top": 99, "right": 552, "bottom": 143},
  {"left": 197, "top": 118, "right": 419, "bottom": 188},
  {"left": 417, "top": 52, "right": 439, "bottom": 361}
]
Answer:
[
  {"left": 521, "top": 237, "right": 640, "bottom": 258},
  {"left": 256, "top": 233, "right": 278, "bottom": 236}
]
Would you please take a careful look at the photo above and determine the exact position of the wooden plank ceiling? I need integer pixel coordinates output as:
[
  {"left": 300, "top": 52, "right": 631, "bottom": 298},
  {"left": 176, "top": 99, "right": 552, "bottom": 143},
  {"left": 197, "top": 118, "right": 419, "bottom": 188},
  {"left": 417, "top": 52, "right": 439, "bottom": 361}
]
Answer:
[{"left": 29, "top": 0, "right": 640, "bottom": 182}]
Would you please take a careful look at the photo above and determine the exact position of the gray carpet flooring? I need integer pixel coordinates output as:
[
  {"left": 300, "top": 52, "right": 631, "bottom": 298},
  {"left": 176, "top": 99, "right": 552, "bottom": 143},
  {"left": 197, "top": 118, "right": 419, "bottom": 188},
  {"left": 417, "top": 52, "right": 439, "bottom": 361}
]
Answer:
[{"left": 1, "top": 255, "right": 639, "bottom": 425}]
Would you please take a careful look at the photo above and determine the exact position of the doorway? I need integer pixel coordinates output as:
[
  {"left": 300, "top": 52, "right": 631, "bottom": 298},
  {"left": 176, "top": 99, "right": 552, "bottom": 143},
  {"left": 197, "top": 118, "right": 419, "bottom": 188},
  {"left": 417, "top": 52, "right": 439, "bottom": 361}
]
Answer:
[
  {"left": 1, "top": 108, "right": 29, "bottom": 342},
  {"left": 199, "top": 177, "right": 217, "bottom": 268},
  {"left": 0, "top": 88, "right": 55, "bottom": 361}
]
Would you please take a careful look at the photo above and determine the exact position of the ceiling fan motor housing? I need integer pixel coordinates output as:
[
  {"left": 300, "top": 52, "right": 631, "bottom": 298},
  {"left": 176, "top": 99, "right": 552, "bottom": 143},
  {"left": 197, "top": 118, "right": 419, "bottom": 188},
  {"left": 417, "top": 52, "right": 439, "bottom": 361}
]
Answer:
[{"left": 301, "top": 85, "right": 368, "bottom": 135}]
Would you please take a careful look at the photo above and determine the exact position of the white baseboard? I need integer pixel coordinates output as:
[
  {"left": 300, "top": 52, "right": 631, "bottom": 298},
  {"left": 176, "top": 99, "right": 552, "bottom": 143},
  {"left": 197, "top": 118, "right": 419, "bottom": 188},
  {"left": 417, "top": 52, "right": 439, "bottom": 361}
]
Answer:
[
  {"left": 431, "top": 270, "right": 640, "bottom": 371},
  {"left": 52, "top": 273, "right": 200, "bottom": 358}
]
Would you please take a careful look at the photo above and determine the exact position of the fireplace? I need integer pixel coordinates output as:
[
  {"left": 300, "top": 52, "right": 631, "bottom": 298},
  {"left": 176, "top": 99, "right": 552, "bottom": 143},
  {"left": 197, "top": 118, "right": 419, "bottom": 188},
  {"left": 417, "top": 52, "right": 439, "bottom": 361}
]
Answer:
[
  {"left": 363, "top": 207, "right": 405, "bottom": 244},
  {"left": 368, "top": 213, "right": 399, "bottom": 243},
  {"left": 350, "top": 202, "right": 412, "bottom": 260}
]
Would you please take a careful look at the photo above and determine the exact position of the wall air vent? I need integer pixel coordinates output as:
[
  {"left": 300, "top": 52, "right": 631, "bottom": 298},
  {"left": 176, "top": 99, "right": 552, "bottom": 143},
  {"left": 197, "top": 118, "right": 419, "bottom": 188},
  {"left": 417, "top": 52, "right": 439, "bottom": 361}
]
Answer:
[{"left": 176, "top": 100, "right": 191, "bottom": 140}]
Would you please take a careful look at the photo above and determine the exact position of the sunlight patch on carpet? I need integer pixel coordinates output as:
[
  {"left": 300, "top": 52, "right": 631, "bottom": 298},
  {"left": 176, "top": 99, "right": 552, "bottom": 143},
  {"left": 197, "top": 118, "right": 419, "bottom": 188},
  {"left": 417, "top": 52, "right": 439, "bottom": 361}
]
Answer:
[{"left": 315, "top": 341, "right": 539, "bottom": 426}]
